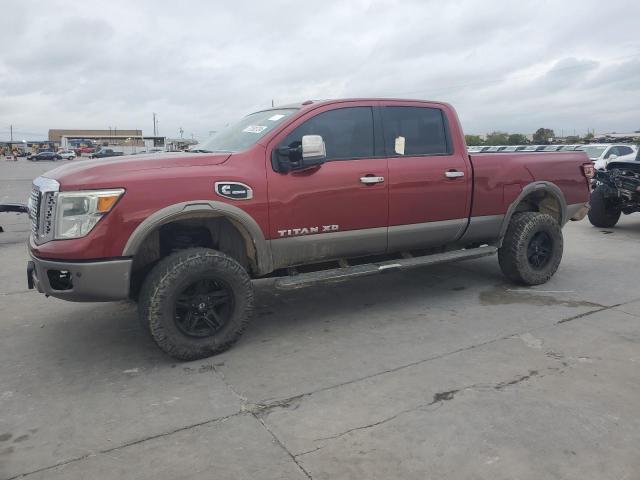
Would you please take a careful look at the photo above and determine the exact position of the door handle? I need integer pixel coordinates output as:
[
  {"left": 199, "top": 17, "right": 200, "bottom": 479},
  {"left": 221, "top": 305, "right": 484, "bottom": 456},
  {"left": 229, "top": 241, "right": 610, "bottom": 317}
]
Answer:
[
  {"left": 444, "top": 170, "right": 465, "bottom": 179},
  {"left": 360, "top": 176, "right": 385, "bottom": 184}
]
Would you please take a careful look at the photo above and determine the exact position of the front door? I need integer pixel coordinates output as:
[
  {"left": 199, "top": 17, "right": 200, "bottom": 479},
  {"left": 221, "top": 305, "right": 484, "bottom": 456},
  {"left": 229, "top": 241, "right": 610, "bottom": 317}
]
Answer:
[
  {"left": 266, "top": 103, "right": 388, "bottom": 269},
  {"left": 381, "top": 102, "right": 472, "bottom": 251}
]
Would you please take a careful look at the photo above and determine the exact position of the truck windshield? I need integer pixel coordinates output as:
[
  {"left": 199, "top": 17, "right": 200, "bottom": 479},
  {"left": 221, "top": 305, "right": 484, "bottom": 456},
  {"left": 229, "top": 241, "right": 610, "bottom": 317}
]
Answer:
[{"left": 195, "top": 108, "right": 298, "bottom": 153}]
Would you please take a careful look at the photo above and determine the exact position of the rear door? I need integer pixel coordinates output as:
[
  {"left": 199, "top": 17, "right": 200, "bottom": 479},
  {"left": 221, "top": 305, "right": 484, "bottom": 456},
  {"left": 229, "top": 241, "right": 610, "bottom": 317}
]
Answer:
[
  {"left": 381, "top": 102, "right": 472, "bottom": 251},
  {"left": 266, "top": 102, "right": 389, "bottom": 269}
]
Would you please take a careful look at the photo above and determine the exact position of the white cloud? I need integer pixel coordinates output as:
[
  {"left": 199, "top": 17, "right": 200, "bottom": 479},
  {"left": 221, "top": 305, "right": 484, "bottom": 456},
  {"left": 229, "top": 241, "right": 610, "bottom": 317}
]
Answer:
[{"left": 0, "top": 0, "right": 638, "bottom": 141}]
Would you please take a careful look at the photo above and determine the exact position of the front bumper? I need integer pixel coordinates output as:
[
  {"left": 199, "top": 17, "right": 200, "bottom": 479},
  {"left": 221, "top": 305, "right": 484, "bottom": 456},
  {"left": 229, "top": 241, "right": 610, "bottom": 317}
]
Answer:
[{"left": 27, "top": 253, "right": 132, "bottom": 302}]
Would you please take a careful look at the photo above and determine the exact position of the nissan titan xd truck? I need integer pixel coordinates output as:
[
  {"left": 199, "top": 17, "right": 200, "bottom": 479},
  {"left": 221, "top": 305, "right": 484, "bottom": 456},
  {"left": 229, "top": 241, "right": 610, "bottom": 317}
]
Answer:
[{"left": 26, "top": 99, "right": 593, "bottom": 360}]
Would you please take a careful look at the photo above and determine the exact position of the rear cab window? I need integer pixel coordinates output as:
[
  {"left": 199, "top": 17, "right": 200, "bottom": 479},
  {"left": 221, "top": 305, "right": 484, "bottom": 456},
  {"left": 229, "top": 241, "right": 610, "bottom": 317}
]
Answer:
[{"left": 380, "top": 106, "right": 451, "bottom": 157}]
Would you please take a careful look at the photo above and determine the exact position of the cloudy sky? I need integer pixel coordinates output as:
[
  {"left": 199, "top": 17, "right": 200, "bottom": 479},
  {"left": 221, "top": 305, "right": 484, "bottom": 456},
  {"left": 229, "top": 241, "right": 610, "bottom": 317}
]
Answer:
[{"left": 1, "top": 0, "right": 638, "bottom": 141}]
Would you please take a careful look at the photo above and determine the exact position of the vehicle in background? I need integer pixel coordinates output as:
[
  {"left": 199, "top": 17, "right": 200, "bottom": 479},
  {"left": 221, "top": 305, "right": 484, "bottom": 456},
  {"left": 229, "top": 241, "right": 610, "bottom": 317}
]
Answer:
[
  {"left": 467, "top": 145, "right": 483, "bottom": 153},
  {"left": 28, "top": 151, "right": 61, "bottom": 161},
  {"left": 26, "top": 98, "right": 592, "bottom": 360},
  {"left": 559, "top": 145, "right": 581, "bottom": 151},
  {"left": 577, "top": 144, "right": 637, "bottom": 165},
  {"left": 540, "top": 145, "right": 563, "bottom": 152},
  {"left": 589, "top": 150, "right": 640, "bottom": 227},
  {"left": 90, "top": 148, "right": 125, "bottom": 159},
  {"left": 57, "top": 150, "right": 77, "bottom": 160},
  {"left": 15, "top": 150, "right": 30, "bottom": 157},
  {"left": 75, "top": 146, "right": 95, "bottom": 155},
  {"left": 500, "top": 145, "right": 528, "bottom": 152},
  {"left": 521, "top": 145, "right": 540, "bottom": 152},
  {"left": 589, "top": 144, "right": 638, "bottom": 170}
]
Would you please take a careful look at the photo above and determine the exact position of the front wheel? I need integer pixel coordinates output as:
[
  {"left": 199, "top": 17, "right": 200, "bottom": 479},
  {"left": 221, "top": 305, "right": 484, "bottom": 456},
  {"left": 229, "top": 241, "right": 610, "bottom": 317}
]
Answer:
[
  {"left": 498, "top": 212, "right": 563, "bottom": 285},
  {"left": 138, "top": 248, "right": 254, "bottom": 360}
]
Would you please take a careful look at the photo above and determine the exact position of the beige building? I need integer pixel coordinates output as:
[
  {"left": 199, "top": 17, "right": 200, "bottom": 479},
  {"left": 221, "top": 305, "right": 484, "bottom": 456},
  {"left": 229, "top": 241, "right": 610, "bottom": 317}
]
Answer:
[{"left": 48, "top": 129, "right": 142, "bottom": 143}]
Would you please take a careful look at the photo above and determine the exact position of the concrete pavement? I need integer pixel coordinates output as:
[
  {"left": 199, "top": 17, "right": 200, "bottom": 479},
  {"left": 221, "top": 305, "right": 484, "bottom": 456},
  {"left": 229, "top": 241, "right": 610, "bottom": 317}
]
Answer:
[{"left": 1, "top": 158, "right": 639, "bottom": 479}]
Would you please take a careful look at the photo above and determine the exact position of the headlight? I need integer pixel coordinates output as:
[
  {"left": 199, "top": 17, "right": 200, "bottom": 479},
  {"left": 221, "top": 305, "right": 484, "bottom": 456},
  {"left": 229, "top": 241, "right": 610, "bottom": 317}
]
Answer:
[{"left": 55, "top": 189, "right": 124, "bottom": 239}]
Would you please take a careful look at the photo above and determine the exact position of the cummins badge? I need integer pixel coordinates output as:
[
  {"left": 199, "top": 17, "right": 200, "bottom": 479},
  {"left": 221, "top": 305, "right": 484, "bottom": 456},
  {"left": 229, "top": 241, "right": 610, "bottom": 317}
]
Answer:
[{"left": 214, "top": 182, "right": 253, "bottom": 200}]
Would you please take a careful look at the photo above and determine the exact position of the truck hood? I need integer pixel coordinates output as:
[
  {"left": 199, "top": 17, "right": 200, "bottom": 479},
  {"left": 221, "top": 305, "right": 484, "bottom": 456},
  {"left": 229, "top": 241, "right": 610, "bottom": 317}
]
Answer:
[{"left": 42, "top": 152, "right": 232, "bottom": 187}]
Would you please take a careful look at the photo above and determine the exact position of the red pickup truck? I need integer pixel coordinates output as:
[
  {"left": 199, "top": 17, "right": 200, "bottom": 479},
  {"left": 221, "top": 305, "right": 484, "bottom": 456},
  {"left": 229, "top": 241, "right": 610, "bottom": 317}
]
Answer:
[{"left": 27, "top": 99, "right": 592, "bottom": 360}]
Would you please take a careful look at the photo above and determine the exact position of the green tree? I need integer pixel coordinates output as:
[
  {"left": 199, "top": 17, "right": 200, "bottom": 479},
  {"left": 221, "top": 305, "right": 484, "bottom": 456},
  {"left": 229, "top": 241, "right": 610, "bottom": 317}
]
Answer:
[
  {"left": 533, "top": 128, "right": 556, "bottom": 144},
  {"left": 565, "top": 135, "right": 581, "bottom": 144},
  {"left": 484, "top": 131, "right": 509, "bottom": 145},
  {"left": 584, "top": 132, "right": 594, "bottom": 142},
  {"left": 507, "top": 133, "right": 528, "bottom": 145},
  {"left": 464, "top": 134, "right": 484, "bottom": 145}
]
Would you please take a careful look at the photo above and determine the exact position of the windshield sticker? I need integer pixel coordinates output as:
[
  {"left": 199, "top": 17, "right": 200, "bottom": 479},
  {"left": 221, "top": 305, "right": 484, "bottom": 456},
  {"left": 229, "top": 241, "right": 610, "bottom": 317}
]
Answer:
[
  {"left": 395, "top": 136, "right": 406, "bottom": 155},
  {"left": 268, "top": 114, "right": 285, "bottom": 122},
  {"left": 242, "top": 125, "right": 267, "bottom": 134}
]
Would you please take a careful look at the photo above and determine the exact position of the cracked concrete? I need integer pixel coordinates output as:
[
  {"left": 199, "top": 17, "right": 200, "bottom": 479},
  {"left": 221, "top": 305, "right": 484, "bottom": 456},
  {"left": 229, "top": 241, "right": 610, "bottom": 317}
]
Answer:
[{"left": 2, "top": 160, "right": 640, "bottom": 479}]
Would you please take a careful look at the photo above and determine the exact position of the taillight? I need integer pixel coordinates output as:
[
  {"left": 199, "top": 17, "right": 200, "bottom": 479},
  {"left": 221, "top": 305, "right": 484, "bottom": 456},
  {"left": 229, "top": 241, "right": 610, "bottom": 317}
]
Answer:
[{"left": 582, "top": 163, "right": 595, "bottom": 179}]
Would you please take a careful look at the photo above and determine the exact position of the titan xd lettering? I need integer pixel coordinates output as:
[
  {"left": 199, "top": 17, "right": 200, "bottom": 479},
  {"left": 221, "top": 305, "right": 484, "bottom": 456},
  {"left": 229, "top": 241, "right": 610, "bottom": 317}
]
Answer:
[{"left": 277, "top": 225, "right": 339, "bottom": 237}]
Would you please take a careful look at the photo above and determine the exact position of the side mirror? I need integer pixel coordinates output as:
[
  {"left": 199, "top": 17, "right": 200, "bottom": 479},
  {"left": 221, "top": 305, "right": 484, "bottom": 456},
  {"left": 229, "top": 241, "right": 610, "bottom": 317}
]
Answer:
[
  {"left": 608, "top": 154, "right": 618, "bottom": 161},
  {"left": 274, "top": 134, "right": 326, "bottom": 173},
  {"left": 300, "top": 135, "right": 326, "bottom": 167}
]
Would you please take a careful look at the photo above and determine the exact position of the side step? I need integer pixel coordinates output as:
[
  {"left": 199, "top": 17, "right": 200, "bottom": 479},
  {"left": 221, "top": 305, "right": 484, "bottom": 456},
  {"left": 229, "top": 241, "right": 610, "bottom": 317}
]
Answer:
[{"left": 274, "top": 246, "right": 498, "bottom": 290}]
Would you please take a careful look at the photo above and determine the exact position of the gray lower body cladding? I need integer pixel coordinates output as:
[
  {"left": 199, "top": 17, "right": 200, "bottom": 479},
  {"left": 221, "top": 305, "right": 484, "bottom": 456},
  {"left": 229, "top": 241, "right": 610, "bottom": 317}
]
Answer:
[{"left": 28, "top": 253, "right": 132, "bottom": 302}]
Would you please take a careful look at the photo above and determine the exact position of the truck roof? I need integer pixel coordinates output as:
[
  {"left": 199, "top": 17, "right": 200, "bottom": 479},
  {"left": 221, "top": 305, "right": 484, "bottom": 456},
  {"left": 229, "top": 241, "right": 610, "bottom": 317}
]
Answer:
[{"left": 261, "top": 98, "right": 453, "bottom": 113}]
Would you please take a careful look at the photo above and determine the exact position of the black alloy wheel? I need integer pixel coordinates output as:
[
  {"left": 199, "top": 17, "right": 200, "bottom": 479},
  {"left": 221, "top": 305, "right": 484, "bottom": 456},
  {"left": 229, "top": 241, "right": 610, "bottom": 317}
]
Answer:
[
  {"left": 174, "top": 278, "right": 234, "bottom": 338},
  {"left": 527, "top": 231, "right": 553, "bottom": 269}
]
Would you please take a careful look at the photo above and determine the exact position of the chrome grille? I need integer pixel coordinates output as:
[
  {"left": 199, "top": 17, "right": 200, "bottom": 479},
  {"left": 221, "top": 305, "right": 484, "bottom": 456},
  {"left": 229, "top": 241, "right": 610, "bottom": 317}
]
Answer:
[
  {"left": 30, "top": 177, "right": 60, "bottom": 244},
  {"left": 29, "top": 188, "right": 41, "bottom": 235}
]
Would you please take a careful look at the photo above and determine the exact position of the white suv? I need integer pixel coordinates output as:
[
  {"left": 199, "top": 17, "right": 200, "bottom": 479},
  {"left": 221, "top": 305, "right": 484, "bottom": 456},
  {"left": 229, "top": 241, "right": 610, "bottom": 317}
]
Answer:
[{"left": 578, "top": 144, "right": 637, "bottom": 169}]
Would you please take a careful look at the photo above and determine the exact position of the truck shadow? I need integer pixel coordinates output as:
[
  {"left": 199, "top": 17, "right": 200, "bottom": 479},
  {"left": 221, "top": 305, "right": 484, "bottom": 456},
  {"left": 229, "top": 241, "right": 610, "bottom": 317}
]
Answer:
[{"left": 35, "top": 258, "right": 504, "bottom": 369}]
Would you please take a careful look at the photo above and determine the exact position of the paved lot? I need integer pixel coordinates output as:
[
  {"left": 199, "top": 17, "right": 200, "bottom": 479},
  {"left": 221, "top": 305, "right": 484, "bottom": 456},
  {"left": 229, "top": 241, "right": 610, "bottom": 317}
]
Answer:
[{"left": 1, "top": 158, "right": 639, "bottom": 479}]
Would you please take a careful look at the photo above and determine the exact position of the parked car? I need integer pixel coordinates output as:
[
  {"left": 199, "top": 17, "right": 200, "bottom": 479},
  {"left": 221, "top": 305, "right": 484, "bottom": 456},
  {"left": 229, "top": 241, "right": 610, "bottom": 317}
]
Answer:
[
  {"left": 90, "top": 148, "right": 125, "bottom": 159},
  {"left": 27, "top": 151, "right": 61, "bottom": 161},
  {"left": 559, "top": 145, "right": 581, "bottom": 151},
  {"left": 577, "top": 144, "right": 636, "bottom": 165},
  {"left": 57, "top": 150, "right": 76, "bottom": 160},
  {"left": 589, "top": 150, "right": 640, "bottom": 227},
  {"left": 26, "top": 98, "right": 592, "bottom": 360},
  {"left": 588, "top": 144, "right": 638, "bottom": 170},
  {"left": 500, "top": 146, "right": 528, "bottom": 152}
]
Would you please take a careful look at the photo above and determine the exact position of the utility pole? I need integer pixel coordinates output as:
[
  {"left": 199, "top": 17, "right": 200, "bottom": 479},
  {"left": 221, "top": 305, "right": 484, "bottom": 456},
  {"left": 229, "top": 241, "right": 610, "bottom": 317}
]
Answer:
[
  {"left": 152, "top": 113, "right": 157, "bottom": 136},
  {"left": 10, "top": 125, "right": 13, "bottom": 143},
  {"left": 179, "top": 127, "right": 184, "bottom": 139}
]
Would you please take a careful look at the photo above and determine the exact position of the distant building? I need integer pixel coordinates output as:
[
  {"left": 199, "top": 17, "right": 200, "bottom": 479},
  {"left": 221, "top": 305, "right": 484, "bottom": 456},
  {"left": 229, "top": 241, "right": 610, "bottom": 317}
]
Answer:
[
  {"left": 592, "top": 131, "right": 640, "bottom": 143},
  {"left": 48, "top": 129, "right": 143, "bottom": 143}
]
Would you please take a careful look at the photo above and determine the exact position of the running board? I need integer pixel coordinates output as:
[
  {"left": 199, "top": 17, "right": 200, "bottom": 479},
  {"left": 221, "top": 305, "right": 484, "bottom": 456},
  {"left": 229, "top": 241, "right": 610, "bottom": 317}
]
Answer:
[{"left": 274, "top": 246, "right": 498, "bottom": 290}]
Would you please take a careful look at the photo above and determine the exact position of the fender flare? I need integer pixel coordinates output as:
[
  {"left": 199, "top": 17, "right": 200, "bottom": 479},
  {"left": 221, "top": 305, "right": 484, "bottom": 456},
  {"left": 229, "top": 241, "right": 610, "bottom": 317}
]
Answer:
[
  {"left": 122, "top": 201, "right": 273, "bottom": 275},
  {"left": 498, "top": 181, "right": 568, "bottom": 243}
]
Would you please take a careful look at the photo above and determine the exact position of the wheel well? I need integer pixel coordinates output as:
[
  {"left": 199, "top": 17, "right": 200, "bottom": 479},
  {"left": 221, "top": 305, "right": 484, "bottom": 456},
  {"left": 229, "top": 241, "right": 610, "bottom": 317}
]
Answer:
[
  {"left": 129, "top": 215, "right": 255, "bottom": 299},
  {"left": 512, "top": 190, "right": 563, "bottom": 224}
]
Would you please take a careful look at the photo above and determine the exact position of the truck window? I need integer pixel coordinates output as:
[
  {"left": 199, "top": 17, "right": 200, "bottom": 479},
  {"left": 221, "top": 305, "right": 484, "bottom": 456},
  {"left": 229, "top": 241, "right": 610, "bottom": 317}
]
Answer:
[
  {"left": 381, "top": 106, "right": 450, "bottom": 156},
  {"left": 281, "top": 107, "right": 374, "bottom": 161}
]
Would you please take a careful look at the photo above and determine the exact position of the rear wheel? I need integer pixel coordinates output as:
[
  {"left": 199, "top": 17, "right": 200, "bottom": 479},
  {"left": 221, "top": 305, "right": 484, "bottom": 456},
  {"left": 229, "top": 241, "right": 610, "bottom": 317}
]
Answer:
[
  {"left": 498, "top": 212, "right": 563, "bottom": 285},
  {"left": 138, "top": 248, "right": 254, "bottom": 360},
  {"left": 588, "top": 186, "right": 621, "bottom": 228}
]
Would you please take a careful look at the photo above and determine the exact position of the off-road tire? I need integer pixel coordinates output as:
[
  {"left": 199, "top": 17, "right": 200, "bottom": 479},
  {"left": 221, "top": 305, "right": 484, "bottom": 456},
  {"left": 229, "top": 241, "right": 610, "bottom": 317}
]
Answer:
[
  {"left": 498, "top": 212, "right": 563, "bottom": 285},
  {"left": 588, "top": 186, "right": 621, "bottom": 228},
  {"left": 138, "top": 248, "right": 254, "bottom": 360}
]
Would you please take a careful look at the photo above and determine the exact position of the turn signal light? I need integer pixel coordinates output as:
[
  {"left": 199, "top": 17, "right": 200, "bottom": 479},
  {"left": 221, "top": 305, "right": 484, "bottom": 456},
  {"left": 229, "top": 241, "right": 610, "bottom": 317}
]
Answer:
[{"left": 97, "top": 195, "right": 120, "bottom": 213}]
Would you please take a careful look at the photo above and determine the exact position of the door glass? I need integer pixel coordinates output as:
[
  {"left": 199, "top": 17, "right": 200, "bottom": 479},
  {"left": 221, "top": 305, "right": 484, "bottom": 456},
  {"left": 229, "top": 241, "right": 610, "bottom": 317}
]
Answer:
[
  {"left": 281, "top": 107, "right": 374, "bottom": 161},
  {"left": 381, "top": 106, "right": 450, "bottom": 156}
]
